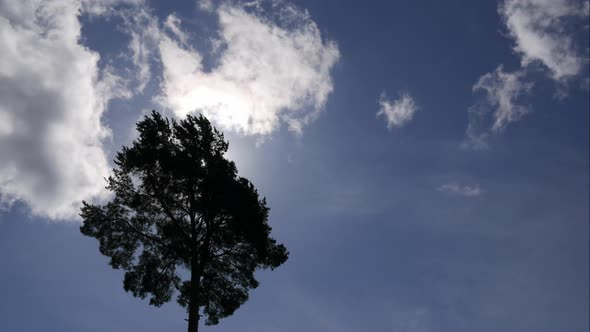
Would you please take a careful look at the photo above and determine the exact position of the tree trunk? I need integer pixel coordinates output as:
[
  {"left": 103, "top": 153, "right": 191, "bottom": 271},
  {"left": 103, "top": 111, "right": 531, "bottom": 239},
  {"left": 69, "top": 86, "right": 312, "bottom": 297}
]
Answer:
[{"left": 187, "top": 254, "right": 200, "bottom": 332}]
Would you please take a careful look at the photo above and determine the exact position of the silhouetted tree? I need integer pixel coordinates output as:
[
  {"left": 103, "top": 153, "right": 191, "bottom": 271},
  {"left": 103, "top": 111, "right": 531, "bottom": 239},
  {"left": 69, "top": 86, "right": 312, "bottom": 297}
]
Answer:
[{"left": 80, "top": 111, "right": 288, "bottom": 332}]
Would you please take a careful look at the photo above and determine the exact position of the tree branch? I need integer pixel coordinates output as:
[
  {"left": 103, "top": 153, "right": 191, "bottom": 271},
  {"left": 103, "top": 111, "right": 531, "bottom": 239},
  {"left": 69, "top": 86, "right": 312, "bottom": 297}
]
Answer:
[
  {"left": 144, "top": 169, "right": 184, "bottom": 225},
  {"left": 115, "top": 216, "right": 178, "bottom": 256}
]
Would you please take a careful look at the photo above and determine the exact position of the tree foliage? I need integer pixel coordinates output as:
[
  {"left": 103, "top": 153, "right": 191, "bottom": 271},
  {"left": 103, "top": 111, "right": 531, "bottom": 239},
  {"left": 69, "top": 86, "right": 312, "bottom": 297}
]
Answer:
[{"left": 80, "top": 111, "right": 288, "bottom": 331}]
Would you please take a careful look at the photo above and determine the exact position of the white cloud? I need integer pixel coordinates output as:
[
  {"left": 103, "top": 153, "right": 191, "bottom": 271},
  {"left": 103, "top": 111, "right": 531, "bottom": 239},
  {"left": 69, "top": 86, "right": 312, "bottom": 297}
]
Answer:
[
  {"left": 376, "top": 91, "right": 418, "bottom": 129},
  {"left": 0, "top": 0, "right": 131, "bottom": 220},
  {"left": 0, "top": 0, "right": 339, "bottom": 218},
  {"left": 198, "top": 0, "right": 214, "bottom": 12},
  {"left": 500, "top": 0, "right": 589, "bottom": 81},
  {"left": 475, "top": 66, "right": 533, "bottom": 132},
  {"left": 82, "top": 0, "right": 143, "bottom": 15},
  {"left": 157, "top": 2, "right": 340, "bottom": 135},
  {"left": 464, "top": 66, "right": 533, "bottom": 149},
  {"left": 164, "top": 14, "right": 189, "bottom": 45},
  {"left": 437, "top": 183, "right": 482, "bottom": 197},
  {"left": 464, "top": 0, "right": 588, "bottom": 148},
  {"left": 116, "top": 5, "right": 161, "bottom": 93}
]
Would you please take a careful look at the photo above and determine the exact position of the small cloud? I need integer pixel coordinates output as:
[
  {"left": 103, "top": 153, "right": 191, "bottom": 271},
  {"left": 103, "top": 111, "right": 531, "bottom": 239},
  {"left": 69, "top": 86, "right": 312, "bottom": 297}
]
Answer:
[
  {"left": 391, "top": 306, "right": 433, "bottom": 332},
  {"left": 198, "top": 0, "right": 215, "bottom": 12},
  {"left": 464, "top": 66, "right": 533, "bottom": 148},
  {"left": 377, "top": 91, "right": 418, "bottom": 129},
  {"left": 473, "top": 66, "right": 533, "bottom": 133},
  {"left": 437, "top": 183, "right": 482, "bottom": 197},
  {"left": 118, "top": 5, "right": 162, "bottom": 93}
]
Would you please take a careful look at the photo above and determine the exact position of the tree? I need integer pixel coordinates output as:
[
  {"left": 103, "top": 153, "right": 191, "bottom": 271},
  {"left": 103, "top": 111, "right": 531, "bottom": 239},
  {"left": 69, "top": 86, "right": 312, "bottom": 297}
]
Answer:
[{"left": 80, "top": 111, "right": 288, "bottom": 332}]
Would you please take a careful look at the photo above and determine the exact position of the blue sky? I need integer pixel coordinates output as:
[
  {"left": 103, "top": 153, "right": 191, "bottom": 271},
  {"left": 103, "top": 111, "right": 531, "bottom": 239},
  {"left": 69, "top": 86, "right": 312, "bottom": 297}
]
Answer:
[{"left": 0, "top": 0, "right": 588, "bottom": 331}]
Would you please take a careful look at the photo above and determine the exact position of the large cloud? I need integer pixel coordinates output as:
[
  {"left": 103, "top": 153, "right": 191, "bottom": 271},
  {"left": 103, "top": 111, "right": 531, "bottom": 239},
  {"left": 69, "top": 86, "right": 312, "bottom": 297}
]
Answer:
[
  {"left": 157, "top": 2, "right": 340, "bottom": 135},
  {"left": 0, "top": 0, "right": 132, "bottom": 220},
  {"left": 0, "top": 0, "right": 339, "bottom": 219}
]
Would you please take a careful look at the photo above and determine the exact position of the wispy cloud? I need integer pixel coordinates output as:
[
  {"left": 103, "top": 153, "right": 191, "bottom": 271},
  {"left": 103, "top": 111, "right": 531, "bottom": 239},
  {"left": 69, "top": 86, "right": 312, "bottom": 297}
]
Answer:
[
  {"left": 473, "top": 66, "right": 533, "bottom": 132},
  {"left": 437, "top": 183, "right": 482, "bottom": 197},
  {"left": 391, "top": 308, "right": 433, "bottom": 332},
  {"left": 464, "top": 66, "right": 533, "bottom": 149},
  {"left": 500, "top": 0, "right": 589, "bottom": 81},
  {"left": 119, "top": 6, "right": 161, "bottom": 93},
  {"left": 198, "top": 0, "right": 215, "bottom": 12},
  {"left": 464, "top": 0, "right": 588, "bottom": 148},
  {"left": 156, "top": 1, "right": 340, "bottom": 135},
  {"left": 377, "top": 91, "right": 418, "bottom": 129}
]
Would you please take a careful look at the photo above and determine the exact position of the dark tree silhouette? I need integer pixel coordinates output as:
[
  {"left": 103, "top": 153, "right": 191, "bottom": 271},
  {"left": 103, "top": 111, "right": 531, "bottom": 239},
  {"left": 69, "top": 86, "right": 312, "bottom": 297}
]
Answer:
[{"left": 80, "top": 111, "right": 288, "bottom": 332}]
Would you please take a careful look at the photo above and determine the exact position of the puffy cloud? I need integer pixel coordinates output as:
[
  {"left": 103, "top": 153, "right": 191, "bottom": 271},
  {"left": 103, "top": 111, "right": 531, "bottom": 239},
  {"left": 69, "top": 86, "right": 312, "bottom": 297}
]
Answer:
[
  {"left": 376, "top": 92, "right": 418, "bottom": 129},
  {"left": 0, "top": 0, "right": 339, "bottom": 219},
  {"left": 500, "top": 0, "right": 589, "bottom": 81},
  {"left": 437, "top": 183, "right": 482, "bottom": 197},
  {"left": 157, "top": 2, "right": 340, "bottom": 135},
  {"left": 0, "top": 0, "right": 131, "bottom": 220}
]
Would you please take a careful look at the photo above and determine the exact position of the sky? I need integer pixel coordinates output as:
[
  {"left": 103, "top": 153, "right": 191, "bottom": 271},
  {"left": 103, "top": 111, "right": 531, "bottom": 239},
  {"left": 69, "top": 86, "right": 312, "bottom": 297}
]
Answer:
[{"left": 0, "top": 0, "right": 589, "bottom": 331}]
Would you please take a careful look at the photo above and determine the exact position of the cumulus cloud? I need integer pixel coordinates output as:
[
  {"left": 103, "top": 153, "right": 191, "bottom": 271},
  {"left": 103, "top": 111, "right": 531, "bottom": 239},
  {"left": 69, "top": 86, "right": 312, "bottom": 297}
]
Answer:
[
  {"left": 156, "top": 2, "right": 340, "bottom": 135},
  {"left": 437, "top": 183, "right": 482, "bottom": 197},
  {"left": 0, "top": 0, "right": 339, "bottom": 219},
  {"left": 376, "top": 92, "right": 418, "bottom": 129},
  {"left": 0, "top": 0, "right": 132, "bottom": 220},
  {"left": 500, "top": 0, "right": 589, "bottom": 81}
]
